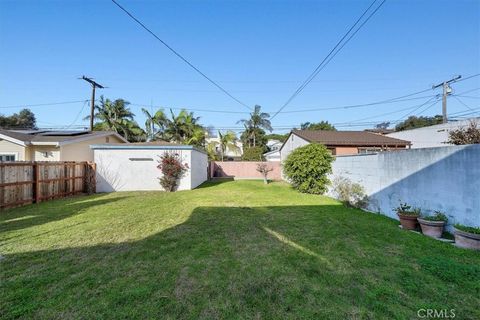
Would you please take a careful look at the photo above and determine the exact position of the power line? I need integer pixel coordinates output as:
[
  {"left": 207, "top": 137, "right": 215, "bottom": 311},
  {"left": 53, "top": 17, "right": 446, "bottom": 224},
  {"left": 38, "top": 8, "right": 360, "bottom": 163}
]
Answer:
[
  {"left": 271, "top": 0, "right": 387, "bottom": 119},
  {"left": 65, "top": 100, "right": 89, "bottom": 129},
  {"left": 0, "top": 100, "right": 89, "bottom": 109},
  {"left": 110, "top": 0, "right": 251, "bottom": 111},
  {"left": 455, "top": 73, "right": 480, "bottom": 83},
  {"left": 452, "top": 95, "right": 479, "bottom": 114},
  {"left": 395, "top": 96, "right": 441, "bottom": 122}
]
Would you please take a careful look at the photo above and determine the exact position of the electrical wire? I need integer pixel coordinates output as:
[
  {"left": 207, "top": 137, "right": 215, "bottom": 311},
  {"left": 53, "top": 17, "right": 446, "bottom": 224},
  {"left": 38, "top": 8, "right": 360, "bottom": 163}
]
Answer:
[
  {"left": 271, "top": 0, "right": 387, "bottom": 119},
  {"left": 110, "top": 0, "right": 251, "bottom": 110},
  {"left": 0, "top": 100, "right": 89, "bottom": 109}
]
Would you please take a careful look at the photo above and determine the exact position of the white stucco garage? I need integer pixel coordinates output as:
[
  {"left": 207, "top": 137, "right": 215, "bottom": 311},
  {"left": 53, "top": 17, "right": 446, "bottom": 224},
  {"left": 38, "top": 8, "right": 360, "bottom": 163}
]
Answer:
[{"left": 90, "top": 143, "right": 208, "bottom": 192}]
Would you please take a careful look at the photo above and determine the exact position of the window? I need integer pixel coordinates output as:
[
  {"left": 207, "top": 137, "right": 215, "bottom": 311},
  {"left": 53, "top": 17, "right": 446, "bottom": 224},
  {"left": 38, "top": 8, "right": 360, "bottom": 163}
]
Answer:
[{"left": 0, "top": 154, "right": 16, "bottom": 161}]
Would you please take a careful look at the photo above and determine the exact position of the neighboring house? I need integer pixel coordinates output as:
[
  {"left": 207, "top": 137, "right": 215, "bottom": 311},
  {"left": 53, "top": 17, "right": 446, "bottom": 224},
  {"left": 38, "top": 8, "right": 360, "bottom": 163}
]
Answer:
[
  {"left": 206, "top": 137, "right": 243, "bottom": 160},
  {"left": 386, "top": 118, "right": 480, "bottom": 149},
  {"left": 0, "top": 129, "right": 127, "bottom": 162},
  {"left": 91, "top": 141, "right": 208, "bottom": 192},
  {"left": 266, "top": 139, "right": 283, "bottom": 151},
  {"left": 263, "top": 149, "right": 280, "bottom": 162},
  {"left": 280, "top": 130, "right": 411, "bottom": 162}
]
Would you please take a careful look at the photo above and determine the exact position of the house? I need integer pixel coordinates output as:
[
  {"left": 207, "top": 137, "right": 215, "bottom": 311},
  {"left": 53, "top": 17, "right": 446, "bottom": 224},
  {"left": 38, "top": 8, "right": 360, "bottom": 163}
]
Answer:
[
  {"left": 280, "top": 130, "right": 411, "bottom": 162},
  {"left": 0, "top": 129, "right": 127, "bottom": 162},
  {"left": 263, "top": 149, "right": 280, "bottom": 162},
  {"left": 266, "top": 139, "right": 283, "bottom": 151},
  {"left": 91, "top": 141, "right": 208, "bottom": 192},
  {"left": 386, "top": 118, "right": 479, "bottom": 149},
  {"left": 205, "top": 137, "right": 243, "bottom": 161}
]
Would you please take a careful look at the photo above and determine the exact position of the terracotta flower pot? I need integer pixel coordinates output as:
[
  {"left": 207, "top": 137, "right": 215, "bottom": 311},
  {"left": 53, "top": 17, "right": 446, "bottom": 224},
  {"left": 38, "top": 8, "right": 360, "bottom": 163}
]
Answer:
[
  {"left": 418, "top": 218, "right": 445, "bottom": 238},
  {"left": 397, "top": 213, "right": 418, "bottom": 230},
  {"left": 454, "top": 229, "right": 480, "bottom": 250}
]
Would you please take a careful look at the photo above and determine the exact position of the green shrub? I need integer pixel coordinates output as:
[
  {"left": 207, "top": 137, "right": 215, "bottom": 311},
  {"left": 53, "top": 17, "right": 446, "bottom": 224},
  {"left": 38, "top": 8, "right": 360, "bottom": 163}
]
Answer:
[
  {"left": 332, "top": 176, "right": 369, "bottom": 208},
  {"left": 394, "top": 202, "right": 420, "bottom": 216},
  {"left": 454, "top": 224, "right": 480, "bottom": 234},
  {"left": 422, "top": 210, "right": 448, "bottom": 222},
  {"left": 283, "top": 143, "right": 334, "bottom": 194},
  {"left": 242, "top": 146, "right": 264, "bottom": 161}
]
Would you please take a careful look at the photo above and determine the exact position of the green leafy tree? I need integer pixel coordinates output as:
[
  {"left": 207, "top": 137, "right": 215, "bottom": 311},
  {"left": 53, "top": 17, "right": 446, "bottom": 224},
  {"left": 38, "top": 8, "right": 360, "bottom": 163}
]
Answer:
[
  {"left": 162, "top": 109, "right": 205, "bottom": 147},
  {"left": 283, "top": 143, "right": 334, "bottom": 194},
  {"left": 86, "top": 96, "right": 144, "bottom": 142},
  {"left": 447, "top": 121, "right": 480, "bottom": 145},
  {"left": 0, "top": 109, "right": 37, "bottom": 129},
  {"left": 217, "top": 130, "right": 239, "bottom": 161},
  {"left": 242, "top": 146, "right": 264, "bottom": 161},
  {"left": 265, "top": 133, "right": 289, "bottom": 142},
  {"left": 300, "top": 121, "right": 336, "bottom": 131},
  {"left": 141, "top": 108, "right": 168, "bottom": 141},
  {"left": 237, "top": 105, "right": 272, "bottom": 148},
  {"left": 395, "top": 115, "right": 443, "bottom": 131}
]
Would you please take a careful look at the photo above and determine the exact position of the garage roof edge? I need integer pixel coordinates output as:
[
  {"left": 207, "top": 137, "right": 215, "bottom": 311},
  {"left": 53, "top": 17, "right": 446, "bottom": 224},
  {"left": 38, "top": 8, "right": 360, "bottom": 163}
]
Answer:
[{"left": 89, "top": 144, "right": 207, "bottom": 154}]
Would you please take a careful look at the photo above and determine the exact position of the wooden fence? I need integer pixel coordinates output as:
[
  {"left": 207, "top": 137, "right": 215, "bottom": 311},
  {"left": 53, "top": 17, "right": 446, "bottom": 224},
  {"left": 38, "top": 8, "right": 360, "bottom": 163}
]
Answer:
[{"left": 0, "top": 161, "right": 96, "bottom": 210}]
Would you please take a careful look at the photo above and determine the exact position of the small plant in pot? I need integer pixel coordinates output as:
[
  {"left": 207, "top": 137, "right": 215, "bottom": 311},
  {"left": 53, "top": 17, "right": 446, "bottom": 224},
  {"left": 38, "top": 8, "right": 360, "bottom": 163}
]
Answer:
[
  {"left": 418, "top": 211, "right": 448, "bottom": 238},
  {"left": 394, "top": 203, "right": 420, "bottom": 230},
  {"left": 453, "top": 224, "right": 480, "bottom": 250}
]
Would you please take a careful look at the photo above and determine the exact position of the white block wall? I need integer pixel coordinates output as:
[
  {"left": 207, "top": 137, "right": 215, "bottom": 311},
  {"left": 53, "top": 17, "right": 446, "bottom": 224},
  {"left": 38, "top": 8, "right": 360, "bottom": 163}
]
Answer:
[{"left": 329, "top": 145, "right": 480, "bottom": 229}]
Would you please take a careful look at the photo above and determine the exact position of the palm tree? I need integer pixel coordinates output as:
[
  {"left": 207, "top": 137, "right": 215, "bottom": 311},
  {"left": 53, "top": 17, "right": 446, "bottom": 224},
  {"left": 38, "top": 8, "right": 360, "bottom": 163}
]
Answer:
[
  {"left": 217, "top": 130, "right": 239, "bottom": 161},
  {"left": 162, "top": 109, "right": 205, "bottom": 147},
  {"left": 85, "top": 96, "right": 144, "bottom": 141},
  {"left": 141, "top": 108, "right": 168, "bottom": 141},
  {"left": 237, "top": 105, "right": 272, "bottom": 147}
]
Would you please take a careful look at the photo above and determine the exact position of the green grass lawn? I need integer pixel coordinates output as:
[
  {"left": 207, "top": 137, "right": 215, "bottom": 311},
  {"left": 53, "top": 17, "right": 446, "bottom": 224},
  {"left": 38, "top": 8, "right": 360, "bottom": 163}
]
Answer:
[{"left": 1, "top": 180, "right": 479, "bottom": 319}]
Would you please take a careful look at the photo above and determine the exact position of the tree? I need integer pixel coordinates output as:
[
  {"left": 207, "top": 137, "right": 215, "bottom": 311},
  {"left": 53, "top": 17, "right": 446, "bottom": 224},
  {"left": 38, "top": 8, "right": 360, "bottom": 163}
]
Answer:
[
  {"left": 300, "top": 121, "right": 336, "bottom": 131},
  {"left": 256, "top": 163, "right": 273, "bottom": 184},
  {"left": 141, "top": 108, "right": 167, "bottom": 141},
  {"left": 86, "top": 96, "right": 144, "bottom": 142},
  {"left": 240, "top": 126, "right": 267, "bottom": 150},
  {"left": 283, "top": 143, "right": 334, "bottom": 194},
  {"left": 242, "top": 146, "right": 264, "bottom": 161},
  {"left": 447, "top": 121, "right": 480, "bottom": 145},
  {"left": 0, "top": 109, "right": 37, "bottom": 129},
  {"left": 265, "top": 133, "right": 289, "bottom": 142},
  {"left": 237, "top": 105, "right": 272, "bottom": 147},
  {"left": 157, "top": 152, "right": 189, "bottom": 192},
  {"left": 375, "top": 122, "right": 390, "bottom": 129},
  {"left": 162, "top": 109, "right": 205, "bottom": 147},
  {"left": 217, "top": 130, "right": 239, "bottom": 161},
  {"left": 395, "top": 115, "right": 443, "bottom": 131}
]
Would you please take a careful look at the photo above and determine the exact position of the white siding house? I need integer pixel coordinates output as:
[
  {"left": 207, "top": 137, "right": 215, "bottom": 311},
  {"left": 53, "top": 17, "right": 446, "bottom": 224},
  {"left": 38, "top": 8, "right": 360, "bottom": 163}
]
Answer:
[
  {"left": 91, "top": 143, "right": 208, "bottom": 192},
  {"left": 386, "top": 118, "right": 479, "bottom": 149}
]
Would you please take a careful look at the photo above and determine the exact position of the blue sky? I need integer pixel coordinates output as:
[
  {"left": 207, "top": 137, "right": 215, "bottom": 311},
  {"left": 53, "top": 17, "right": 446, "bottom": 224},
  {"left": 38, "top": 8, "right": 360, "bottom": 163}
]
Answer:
[{"left": 0, "top": 0, "right": 479, "bottom": 133}]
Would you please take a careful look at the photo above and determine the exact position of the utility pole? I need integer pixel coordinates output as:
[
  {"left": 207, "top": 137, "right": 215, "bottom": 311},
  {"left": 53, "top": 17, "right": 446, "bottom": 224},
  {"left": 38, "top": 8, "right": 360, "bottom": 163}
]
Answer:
[
  {"left": 80, "top": 76, "right": 105, "bottom": 131},
  {"left": 432, "top": 75, "right": 461, "bottom": 123}
]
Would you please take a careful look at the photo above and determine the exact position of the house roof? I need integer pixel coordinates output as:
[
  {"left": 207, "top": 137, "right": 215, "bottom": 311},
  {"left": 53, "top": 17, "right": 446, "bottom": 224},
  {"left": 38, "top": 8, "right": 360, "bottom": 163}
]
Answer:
[
  {"left": 0, "top": 129, "right": 128, "bottom": 146},
  {"left": 290, "top": 130, "right": 411, "bottom": 147}
]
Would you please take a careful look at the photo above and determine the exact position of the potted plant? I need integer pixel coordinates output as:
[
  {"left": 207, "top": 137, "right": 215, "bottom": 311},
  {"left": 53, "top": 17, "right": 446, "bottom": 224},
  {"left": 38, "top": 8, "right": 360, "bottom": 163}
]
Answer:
[
  {"left": 394, "top": 203, "right": 420, "bottom": 230},
  {"left": 453, "top": 224, "right": 480, "bottom": 250},
  {"left": 418, "top": 211, "right": 448, "bottom": 238}
]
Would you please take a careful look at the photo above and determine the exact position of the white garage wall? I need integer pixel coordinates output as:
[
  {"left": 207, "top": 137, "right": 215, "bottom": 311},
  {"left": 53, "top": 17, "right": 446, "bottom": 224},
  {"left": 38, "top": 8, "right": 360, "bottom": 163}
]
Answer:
[
  {"left": 92, "top": 146, "right": 207, "bottom": 192},
  {"left": 190, "top": 150, "right": 208, "bottom": 189}
]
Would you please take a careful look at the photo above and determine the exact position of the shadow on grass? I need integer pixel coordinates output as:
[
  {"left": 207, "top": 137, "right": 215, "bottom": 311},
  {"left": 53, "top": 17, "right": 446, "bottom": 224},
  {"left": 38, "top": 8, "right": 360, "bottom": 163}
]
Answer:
[
  {"left": 0, "top": 194, "right": 130, "bottom": 233},
  {"left": 1, "top": 205, "right": 479, "bottom": 319},
  {"left": 195, "top": 178, "right": 235, "bottom": 189}
]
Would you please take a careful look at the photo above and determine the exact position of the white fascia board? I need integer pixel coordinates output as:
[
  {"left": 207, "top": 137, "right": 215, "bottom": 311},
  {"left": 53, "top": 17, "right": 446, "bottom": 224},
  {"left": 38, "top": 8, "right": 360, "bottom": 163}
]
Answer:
[{"left": 0, "top": 133, "right": 27, "bottom": 146}]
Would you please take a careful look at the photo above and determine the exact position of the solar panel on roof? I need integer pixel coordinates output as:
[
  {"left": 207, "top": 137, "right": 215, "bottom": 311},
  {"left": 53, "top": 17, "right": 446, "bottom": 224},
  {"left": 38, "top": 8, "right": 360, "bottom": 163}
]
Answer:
[{"left": 39, "top": 131, "right": 89, "bottom": 136}]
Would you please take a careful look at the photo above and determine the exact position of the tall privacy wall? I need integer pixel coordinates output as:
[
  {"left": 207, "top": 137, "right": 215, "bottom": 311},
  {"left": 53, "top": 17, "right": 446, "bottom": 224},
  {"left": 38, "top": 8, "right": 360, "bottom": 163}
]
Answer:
[{"left": 330, "top": 145, "right": 480, "bottom": 229}]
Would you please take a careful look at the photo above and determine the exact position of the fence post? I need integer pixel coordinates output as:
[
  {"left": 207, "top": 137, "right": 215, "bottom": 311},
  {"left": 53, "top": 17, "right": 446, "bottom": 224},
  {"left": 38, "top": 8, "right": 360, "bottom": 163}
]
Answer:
[
  {"left": 85, "top": 162, "right": 96, "bottom": 194},
  {"left": 33, "top": 162, "right": 40, "bottom": 203}
]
